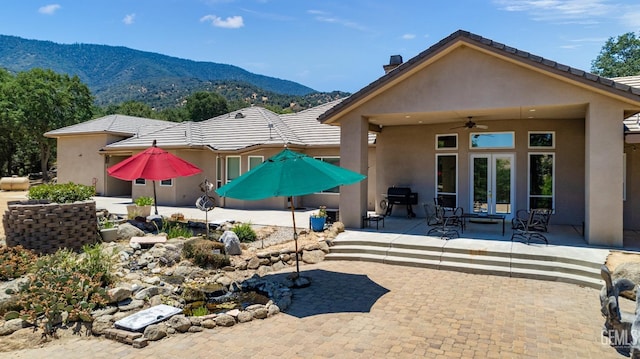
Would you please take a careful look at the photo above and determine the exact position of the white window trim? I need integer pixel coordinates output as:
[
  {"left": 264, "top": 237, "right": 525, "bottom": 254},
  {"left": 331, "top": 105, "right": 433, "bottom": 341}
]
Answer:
[
  {"left": 216, "top": 156, "right": 223, "bottom": 188},
  {"left": 624, "top": 153, "right": 627, "bottom": 201},
  {"left": 435, "top": 153, "right": 458, "bottom": 207},
  {"left": 469, "top": 131, "right": 515, "bottom": 149},
  {"left": 528, "top": 131, "right": 555, "bottom": 149},
  {"left": 134, "top": 178, "right": 146, "bottom": 186},
  {"left": 436, "top": 133, "right": 458, "bottom": 150},
  {"left": 527, "top": 152, "right": 555, "bottom": 211},
  {"left": 314, "top": 156, "right": 341, "bottom": 194},
  {"left": 226, "top": 156, "right": 241, "bottom": 184},
  {"left": 159, "top": 179, "right": 173, "bottom": 187},
  {"left": 248, "top": 155, "right": 264, "bottom": 171}
]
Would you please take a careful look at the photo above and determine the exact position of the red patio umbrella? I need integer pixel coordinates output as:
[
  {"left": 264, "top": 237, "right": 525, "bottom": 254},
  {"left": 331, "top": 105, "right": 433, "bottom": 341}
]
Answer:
[{"left": 107, "top": 140, "right": 202, "bottom": 215}]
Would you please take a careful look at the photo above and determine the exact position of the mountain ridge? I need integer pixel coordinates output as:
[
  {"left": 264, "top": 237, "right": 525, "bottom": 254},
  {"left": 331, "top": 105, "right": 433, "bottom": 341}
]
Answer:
[{"left": 0, "top": 34, "right": 343, "bottom": 109}]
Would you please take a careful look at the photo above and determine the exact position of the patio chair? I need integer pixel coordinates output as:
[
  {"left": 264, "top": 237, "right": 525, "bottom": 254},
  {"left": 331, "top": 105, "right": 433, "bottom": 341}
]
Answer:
[
  {"left": 511, "top": 209, "right": 549, "bottom": 245},
  {"left": 427, "top": 206, "right": 461, "bottom": 239},
  {"left": 511, "top": 208, "right": 552, "bottom": 232},
  {"left": 423, "top": 203, "right": 441, "bottom": 227}
]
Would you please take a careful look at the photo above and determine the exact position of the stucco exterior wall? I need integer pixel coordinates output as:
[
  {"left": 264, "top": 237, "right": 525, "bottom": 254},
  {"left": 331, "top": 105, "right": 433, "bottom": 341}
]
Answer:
[{"left": 56, "top": 134, "right": 128, "bottom": 195}]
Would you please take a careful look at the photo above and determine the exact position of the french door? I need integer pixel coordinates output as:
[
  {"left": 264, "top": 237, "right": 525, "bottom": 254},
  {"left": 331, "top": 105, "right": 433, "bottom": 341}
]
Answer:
[{"left": 470, "top": 154, "right": 514, "bottom": 217}]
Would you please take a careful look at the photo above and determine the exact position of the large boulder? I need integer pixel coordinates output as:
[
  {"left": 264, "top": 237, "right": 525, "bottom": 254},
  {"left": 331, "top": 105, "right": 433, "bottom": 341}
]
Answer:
[
  {"left": 220, "top": 231, "right": 242, "bottom": 255},
  {"left": 612, "top": 262, "right": 640, "bottom": 300}
]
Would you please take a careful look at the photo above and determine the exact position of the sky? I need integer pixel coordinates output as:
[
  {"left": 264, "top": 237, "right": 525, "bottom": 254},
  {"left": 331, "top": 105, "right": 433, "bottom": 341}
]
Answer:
[{"left": 0, "top": 1, "right": 639, "bottom": 93}]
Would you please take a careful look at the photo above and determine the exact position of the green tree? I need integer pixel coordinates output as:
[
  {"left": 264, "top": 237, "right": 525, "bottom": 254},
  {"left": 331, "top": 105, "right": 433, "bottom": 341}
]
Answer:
[
  {"left": 184, "top": 91, "right": 228, "bottom": 122},
  {"left": 108, "top": 100, "right": 155, "bottom": 118},
  {"left": 591, "top": 32, "right": 640, "bottom": 77},
  {"left": 0, "top": 69, "right": 23, "bottom": 176},
  {"left": 13, "top": 68, "right": 93, "bottom": 180}
]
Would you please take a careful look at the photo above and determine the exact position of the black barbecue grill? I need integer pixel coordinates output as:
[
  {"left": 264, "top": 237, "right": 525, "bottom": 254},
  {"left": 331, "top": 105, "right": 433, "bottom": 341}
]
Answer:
[{"left": 385, "top": 187, "right": 418, "bottom": 217}]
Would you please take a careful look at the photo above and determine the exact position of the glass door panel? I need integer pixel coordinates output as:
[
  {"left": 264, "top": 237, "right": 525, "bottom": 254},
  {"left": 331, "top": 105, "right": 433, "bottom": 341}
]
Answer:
[
  {"left": 471, "top": 154, "right": 514, "bottom": 217},
  {"left": 472, "top": 157, "right": 488, "bottom": 213}
]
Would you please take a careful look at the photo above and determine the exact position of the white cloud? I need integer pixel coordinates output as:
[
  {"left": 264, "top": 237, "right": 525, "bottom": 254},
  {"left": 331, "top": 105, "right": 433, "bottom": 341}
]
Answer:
[
  {"left": 308, "top": 9, "right": 367, "bottom": 31},
  {"left": 402, "top": 34, "right": 416, "bottom": 40},
  {"left": 621, "top": 10, "right": 640, "bottom": 29},
  {"left": 493, "top": 0, "right": 615, "bottom": 23},
  {"left": 123, "top": 13, "right": 136, "bottom": 25},
  {"left": 38, "top": 4, "right": 61, "bottom": 15},
  {"left": 200, "top": 14, "right": 244, "bottom": 29}
]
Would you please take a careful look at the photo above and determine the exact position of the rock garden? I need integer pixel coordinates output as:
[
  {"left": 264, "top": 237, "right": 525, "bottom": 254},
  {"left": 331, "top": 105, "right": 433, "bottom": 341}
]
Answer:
[{"left": 0, "top": 183, "right": 341, "bottom": 351}]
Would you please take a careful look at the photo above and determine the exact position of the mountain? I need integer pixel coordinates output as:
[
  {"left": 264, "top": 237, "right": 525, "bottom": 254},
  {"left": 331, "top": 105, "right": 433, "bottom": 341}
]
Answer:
[{"left": 0, "top": 35, "right": 344, "bottom": 109}]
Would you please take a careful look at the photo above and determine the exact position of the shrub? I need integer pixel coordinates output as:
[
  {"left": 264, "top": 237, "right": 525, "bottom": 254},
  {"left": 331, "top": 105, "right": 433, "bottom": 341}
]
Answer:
[
  {"left": 182, "top": 238, "right": 229, "bottom": 268},
  {"left": 28, "top": 182, "right": 95, "bottom": 203},
  {"left": 134, "top": 196, "right": 154, "bottom": 206},
  {"left": 0, "top": 245, "right": 37, "bottom": 281},
  {"left": 232, "top": 222, "right": 257, "bottom": 243},
  {"left": 162, "top": 221, "right": 193, "bottom": 239}
]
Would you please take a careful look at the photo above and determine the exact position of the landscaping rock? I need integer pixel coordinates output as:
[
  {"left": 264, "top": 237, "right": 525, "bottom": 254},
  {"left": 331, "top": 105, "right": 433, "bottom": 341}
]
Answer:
[
  {"left": 220, "top": 231, "right": 242, "bottom": 255},
  {"left": 167, "top": 315, "right": 192, "bottom": 333},
  {"left": 612, "top": 262, "right": 640, "bottom": 300},
  {"left": 118, "top": 223, "right": 145, "bottom": 241},
  {"left": 0, "top": 318, "right": 28, "bottom": 336},
  {"left": 202, "top": 319, "right": 217, "bottom": 329},
  {"left": 237, "top": 311, "right": 253, "bottom": 323},
  {"left": 188, "top": 326, "right": 204, "bottom": 333},
  {"left": 215, "top": 314, "right": 236, "bottom": 327},
  {"left": 143, "top": 323, "right": 168, "bottom": 341},
  {"left": 302, "top": 249, "right": 325, "bottom": 264},
  {"left": 247, "top": 256, "right": 261, "bottom": 270},
  {"left": 107, "top": 287, "right": 133, "bottom": 304},
  {"left": 91, "top": 316, "right": 114, "bottom": 336}
]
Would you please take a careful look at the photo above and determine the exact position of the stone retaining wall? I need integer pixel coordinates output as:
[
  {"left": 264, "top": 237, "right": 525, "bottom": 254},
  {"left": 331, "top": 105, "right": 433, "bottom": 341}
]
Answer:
[{"left": 2, "top": 200, "right": 98, "bottom": 254}]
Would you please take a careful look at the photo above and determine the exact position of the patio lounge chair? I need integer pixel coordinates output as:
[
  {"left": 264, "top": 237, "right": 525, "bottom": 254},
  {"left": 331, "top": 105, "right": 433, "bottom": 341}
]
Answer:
[{"left": 511, "top": 209, "right": 549, "bottom": 245}]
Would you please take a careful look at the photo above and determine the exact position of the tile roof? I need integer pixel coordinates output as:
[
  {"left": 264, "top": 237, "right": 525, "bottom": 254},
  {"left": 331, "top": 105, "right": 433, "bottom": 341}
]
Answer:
[
  {"left": 44, "top": 114, "right": 172, "bottom": 138},
  {"left": 103, "top": 101, "right": 376, "bottom": 152},
  {"left": 319, "top": 29, "right": 640, "bottom": 124}
]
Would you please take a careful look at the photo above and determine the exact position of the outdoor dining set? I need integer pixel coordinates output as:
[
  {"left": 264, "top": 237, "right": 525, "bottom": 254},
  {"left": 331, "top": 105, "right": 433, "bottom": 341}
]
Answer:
[{"left": 423, "top": 199, "right": 552, "bottom": 244}]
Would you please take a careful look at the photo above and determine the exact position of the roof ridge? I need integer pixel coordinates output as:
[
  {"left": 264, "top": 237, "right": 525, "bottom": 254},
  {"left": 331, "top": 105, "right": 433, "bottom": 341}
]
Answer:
[{"left": 256, "top": 107, "right": 290, "bottom": 143}]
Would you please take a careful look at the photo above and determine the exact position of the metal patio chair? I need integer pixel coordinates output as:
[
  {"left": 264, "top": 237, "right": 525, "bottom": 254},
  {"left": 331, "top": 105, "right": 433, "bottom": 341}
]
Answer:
[{"left": 511, "top": 209, "right": 549, "bottom": 244}]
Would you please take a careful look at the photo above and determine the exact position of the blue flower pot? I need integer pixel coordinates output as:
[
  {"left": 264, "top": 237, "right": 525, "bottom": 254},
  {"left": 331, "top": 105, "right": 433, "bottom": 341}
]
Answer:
[{"left": 310, "top": 216, "right": 326, "bottom": 232}]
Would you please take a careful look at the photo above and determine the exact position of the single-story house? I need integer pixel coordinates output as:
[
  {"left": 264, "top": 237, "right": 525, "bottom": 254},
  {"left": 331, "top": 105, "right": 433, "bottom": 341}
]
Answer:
[
  {"left": 45, "top": 100, "right": 377, "bottom": 212},
  {"left": 318, "top": 30, "right": 640, "bottom": 247}
]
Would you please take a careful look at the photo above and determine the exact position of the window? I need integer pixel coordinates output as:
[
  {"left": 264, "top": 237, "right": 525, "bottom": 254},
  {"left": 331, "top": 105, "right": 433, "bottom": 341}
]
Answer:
[
  {"left": 470, "top": 132, "right": 514, "bottom": 149},
  {"left": 134, "top": 178, "right": 146, "bottom": 185},
  {"left": 528, "top": 132, "right": 555, "bottom": 149},
  {"left": 315, "top": 156, "right": 340, "bottom": 193},
  {"left": 160, "top": 179, "right": 173, "bottom": 186},
  {"left": 248, "top": 156, "right": 264, "bottom": 171},
  {"left": 436, "top": 134, "right": 457, "bottom": 150},
  {"left": 528, "top": 153, "right": 554, "bottom": 210},
  {"left": 436, "top": 154, "right": 457, "bottom": 207},
  {"left": 216, "top": 157, "right": 223, "bottom": 188},
  {"left": 226, "top": 156, "right": 240, "bottom": 183}
]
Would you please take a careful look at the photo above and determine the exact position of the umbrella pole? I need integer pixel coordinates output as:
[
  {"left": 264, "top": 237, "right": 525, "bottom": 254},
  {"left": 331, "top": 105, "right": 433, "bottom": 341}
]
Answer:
[
  {"left": 291, "top": 200, "right": 300, "bottom": 277},
  {"left": 153, "top": 180, "right": 158, "bottom": 215}
]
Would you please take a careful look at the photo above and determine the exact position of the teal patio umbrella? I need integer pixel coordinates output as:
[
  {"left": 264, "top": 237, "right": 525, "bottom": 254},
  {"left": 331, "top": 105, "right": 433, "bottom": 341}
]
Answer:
[{"left": 216, "top": 148, "right": 366, "bottom": 278}]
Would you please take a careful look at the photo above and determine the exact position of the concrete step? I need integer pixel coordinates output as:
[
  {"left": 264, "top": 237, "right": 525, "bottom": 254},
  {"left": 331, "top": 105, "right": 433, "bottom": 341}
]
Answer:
[{"left": 327, "top": 240, "right": 604, "bottom": 289}]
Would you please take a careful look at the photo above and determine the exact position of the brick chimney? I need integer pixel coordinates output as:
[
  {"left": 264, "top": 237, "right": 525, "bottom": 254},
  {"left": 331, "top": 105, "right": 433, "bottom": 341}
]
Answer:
[{"left": 383, "top": 55, "right": 403, "bottom": 74}]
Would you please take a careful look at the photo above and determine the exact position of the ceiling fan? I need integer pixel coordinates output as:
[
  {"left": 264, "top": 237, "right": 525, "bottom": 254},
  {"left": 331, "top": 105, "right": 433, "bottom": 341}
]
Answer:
[{"left": 450, "top": 117, "right": 488, "bottom": 130}]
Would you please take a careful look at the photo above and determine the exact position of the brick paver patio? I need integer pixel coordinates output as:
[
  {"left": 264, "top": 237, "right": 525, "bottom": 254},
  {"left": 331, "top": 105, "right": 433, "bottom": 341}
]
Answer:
[{"left": 1, "top": 260, "right": 622, "bottom": 359}]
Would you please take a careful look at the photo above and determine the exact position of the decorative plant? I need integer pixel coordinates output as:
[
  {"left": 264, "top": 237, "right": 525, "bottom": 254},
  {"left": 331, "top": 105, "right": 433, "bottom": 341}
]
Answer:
[
  {"left": 98, "top": 217, "right": 116, "bottom": 230},
  {"left": 134, "top": 196, "right": 154, "bottom": 206},
  {"left": 232, "top": 222, "right": 257, "bottom": 242},
  {"left": 161, "top": 221, "right": 193, "bottom": 239},
  {"left": 28, "top": 182, "right": 96, "bottom": 203},
  {"left": 12, "top": 246, "right": 111, "bottom": 335},
  {"left": 311, "top": 206, "right": 327, "bottom": 218},
  {"left": 0, "top": 245, "right": 37, "bottom": 281}
]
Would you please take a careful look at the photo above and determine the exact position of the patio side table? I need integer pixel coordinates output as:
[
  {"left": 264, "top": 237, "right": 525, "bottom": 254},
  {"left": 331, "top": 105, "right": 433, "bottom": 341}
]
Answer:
[{"left": 363, "top": 214, "right": 385, "bottom": 230}]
